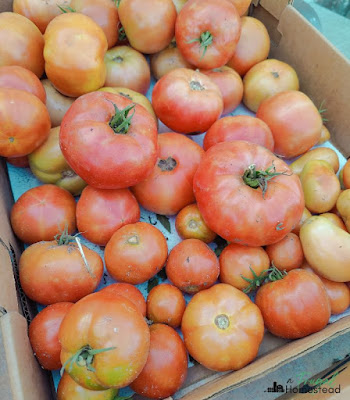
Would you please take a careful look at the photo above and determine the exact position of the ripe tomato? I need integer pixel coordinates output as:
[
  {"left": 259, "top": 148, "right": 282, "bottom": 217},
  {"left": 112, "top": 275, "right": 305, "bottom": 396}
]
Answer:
[
  {"left": 29, "top": 302, "right": 73, "bottom": 370},
  {"left": 227, "top": 17, "right": 270, "bottom": 76},
  {"left": 118, "top": 0, "right": 176, "bottom": 54},
  {"left": 175, "top": 203, "right": 217, "bottom": 243},
  {"left": 0, "top": 12, "right": 44, "bottom": 77},
  {"left": 147, "top": 284, "right": 186, "bottom": 328},
  {"left": 243, "top": 59, "right": 299, "bottom": 112},
  {"left": 201, "top": 66, "right": 243, "bottom": 115},
  {"left": 194, "top": 141, "right": 304, "bottom": 246},
  {"left": 104, "top": 46, "right": 150, "bottom": 94},
  {"left": 132, "top": 133, "right": 204, "bottom": 215},
  {"left": 44, "top": 13, "right": 108, "bottom": 97},
  {"left": 0, "top": 88, "right": 50, "bottom": 157},
  {"left": 219, "top": 244, "right": 270, "bottom": 291},
  {"left": 105, "top": 222, "right": 168, "bottom": 285},
  {"left": 291, "top": 207, "right": 312, "bottom": 235},
  {"left": 203, "top": 115, "right": 274, "bottom": 152},
  {"left": 152, "top": 68, "right": 223, "bottom": 134},
  {"left": 319, "top": 212, "right": 347, "bottom": 232},
  {"left": 257, "top": 91, "right": 323, "bottom": 158},
  {"left": 60, "top": 91, "right": 158, "bottom": 189},
  {"left": 175, "top": 0, "right": 241, "bottom": 69},
  {"left": 11, "top": 184, "right": 76, "bottom": 244},
  {"left": 59, "top": 292, "right": 150, "bottom": 390},
  {"left": 19, "top": 238, "right": 103, "bottom": 304},
  {"left": 228, "top": 0, "right": 251, "bottom": 16},
  {"left": 6, "top": 156, "right": 29, "bottom": 168},
  {"left": 341, "top": 159, "right": 350, "bottom": 189},
  {"left": 318, "top": 125, "right": 331, "bottom": 145},
  {"left": 99, "top": 283, "right": 146, "bottom": 317},
  {"left": 76, "top": 186, "right": 140, "bottom": 246},
  {"left": 182, "top": 283, "right": 264, "bottom": 371},
  {"left": 130, "top": 324, "right": 188, "bottom": 399},
  {"left": 337, "top": 190, "right": 350, "bottom": 232},
  {"left": 290, "top": 147, "right": 339, "bottom": 176},
  {"left": 256, "top": 269, "right": 331, "bottom": 339},
  {"left": 166, "top": 239, "right": 219, "bottom": 293}
]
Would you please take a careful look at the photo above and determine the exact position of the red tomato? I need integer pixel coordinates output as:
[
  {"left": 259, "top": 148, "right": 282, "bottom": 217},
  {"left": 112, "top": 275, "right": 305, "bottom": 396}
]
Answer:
[
  {"left": 152, "top": 68, "right": 223, "bottom": 134},
  {"left": 6, "top": 156, "right": 29, "bottom": 168},
  {"left": 201, "top": 66, "right": 243, "bottom": 115},
  {"left": 105, "top": 222, "right": 168, "bottom": 285},
  {"left": 60, "top": 91, "right": 158, "bottom": 189},
  {"left": 175, "top": 0, "right": 241, "bottom": 69},
  {"left": 0, "top": 12, "right": 45, "bottom": 77},
  {"left": 29, "top": 302, "right": 73, "bottom": 370},
  {"left": 203, "top": 115, "right": 274, "bottom": 152},
  {"left": 59, "top": 292, "right": 150, "bottom": 390},
  {"left": 182, "top": 283, "right": 264, "bottom": 371},
  {"left": 147, "top": 284, "right": 186, "bottom": 328},
  {"left": 130, "top": 324, "right": 188, "bottom": 399},
  {"left": 76, "top": 186, "right": 140, "bottom": 246},
  {"left": 257, "top": 91, "right": 323, "bottom": 158},
  {"left": 132, "top": 133, "right": 204, "bottom": 215},
  {"left": 166, "top": 239, "right": 220, "bottom": 293},
  {"left": 194, "top": 141, "right": 304, "bottom": 246},
  {"left": 255, "top": 269, "right": 331, "bottom": 339},
  {"left": 11, "top": 184, "right": 76, "bottom": 244}
]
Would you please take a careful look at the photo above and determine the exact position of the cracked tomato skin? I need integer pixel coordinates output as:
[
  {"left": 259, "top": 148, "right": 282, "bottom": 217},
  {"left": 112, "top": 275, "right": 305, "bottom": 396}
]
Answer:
[
  {"left": 60, "top": 91, "right": 158, "bottom": 189},
  {"left": 193, "top": 141, "right": 304, "bottom": 246}
]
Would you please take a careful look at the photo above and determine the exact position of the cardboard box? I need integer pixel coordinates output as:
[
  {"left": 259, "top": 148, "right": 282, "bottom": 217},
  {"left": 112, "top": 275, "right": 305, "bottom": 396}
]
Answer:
[{"left": 0, "top": 1, "right": 350, "bottom": 399}]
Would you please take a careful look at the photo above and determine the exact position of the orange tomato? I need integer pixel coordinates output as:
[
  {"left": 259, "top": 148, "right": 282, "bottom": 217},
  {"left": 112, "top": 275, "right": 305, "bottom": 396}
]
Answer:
[
  {"left": 318, "top": 125, "right": 331, "bottom": 145},
  {"left": 319, "top": 212, "right": 347, "bottom": 232},
  {"left": 341, "top": 159, "right": 350, "bottom": 189},
  {"left": 228, "top": 0, "right": 251, "bottom": 16},
  {"left": 292, "top": 207, "right": 312, "bottom": 235}
]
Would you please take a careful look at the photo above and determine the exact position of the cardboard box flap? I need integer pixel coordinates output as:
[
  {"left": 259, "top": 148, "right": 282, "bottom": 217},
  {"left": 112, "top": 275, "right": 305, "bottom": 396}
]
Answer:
[{"left": 258, "top": 0, "right": 292, "bottom": 19}]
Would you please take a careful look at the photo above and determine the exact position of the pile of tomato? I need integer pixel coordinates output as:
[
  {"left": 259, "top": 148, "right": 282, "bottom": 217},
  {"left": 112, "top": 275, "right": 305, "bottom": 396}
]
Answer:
[{"left": 1, "top": 0, "right": 350, "bottom": 399}]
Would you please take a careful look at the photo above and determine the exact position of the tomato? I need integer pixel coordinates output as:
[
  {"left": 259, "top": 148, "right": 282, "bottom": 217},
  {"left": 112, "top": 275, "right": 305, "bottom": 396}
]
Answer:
[
  {"left": 336, "top": 189, "right": 350, "bottom": 232},
  {"left": 29, "top": 127, "right": 87, "bottom": 196},
  {"left": 194, "top": 141, "right": 304, "bottom": 246},
  {"left": 219, "top": 244, "right": 270, "bottom": 291},
  {"left": 147, "top": 284, "right": 186, "bottom": 328},
  {"left": 44, "top": 13, "right": 108, "bottom": 97},
  {"left": 291, "top": 207, "right": 312, "bottom": 235},
  {"left": 152, "top": 68, "right": 223, "bottom": 134},
  {"left": 118, "top": 0, "right": 176, "bottom": 54},
  {"left": 172, "top": 0, "right": 188, "bottom": 13},
  {"left": 290, "top": 147, "right": 339, "bottom": 175},
  {"left": 104, "top": 46, "right": 150, "bottom": 94},
  {"left": 0, "top": 12, "right": 44, "bottom": 77},
  {"left": 319, "top": 212, "right": 347, "bottom": 231},
  {"left": 19, "top": 238, "right": 103, "bottom": 304},
  {"left": 70, "top": 0, "right": 119, "bottom": 49},
  {"left": 0, "top": 88, "right": 50, "bottom": 157},
  {"left": 132, "top": 133, "right": 204, "bottom": 215},
  {"left": 105, "top": 222, "right": 168, "bottom": 285},
  {"left": 243, "top": 59, "right": 299, "bottom": 112},
  {"left": 59, "top": 292, "right": 150, "bottom": 390},
  {"left": 255, "top": 269, "right": 330, "bottom": 339},
  {"left": 203, "top": 115, "right": 274, "bottom": 152},
  {"left": 58, "top": 373, "right": 118, "bottom": 400},
  {"left": 6, "top": 156, "right": 29, "bottom": 168},
  {"left": 166, "top": 239, "right": 219, "bottom": 293},
  {"left": 175, "top": 0, "right": 241, "bottom": 69},
  {"left": 182, "top": 283, "right": 264, "bottom": 371},
  {"left": 11, "top": 184, "right": 76, "bottom": 244},
  {"left": 0, "top": 66, "right": 46, "bottom": 102},
  {"left": 227, "top": 16, "right": 270, "bottom": 76},
  {"left": 228, "top": 0, "right": 251, "bottom": 16},
  {"left": 341, "top": 159, "right": 350, "bottom": 189},
  {"left": 175, "top": 203, "right": 217, "bottom": 243},
  {"left": 201, "top": 66, "right": 243, "bottom": 115},
  {"left": 99, "top": 283, "right": 146, "bottom": 317},
  {"left": 29, "top": 302, "right": 73, "bottom": 370},
  {"left": 76, "top": 186, "right": 140, "bottom": 246},
  {"left": 130, "top": 324, "right": 187, "bottom": 399},
  {"left": 60, "top": 91, "right": 158, "bottom": 189},
  {"left": 257, "top": 91, "right": 323, "bottom": 158},
  {"left": 318, "top": 125, "right": 331, "bottom": 145}
]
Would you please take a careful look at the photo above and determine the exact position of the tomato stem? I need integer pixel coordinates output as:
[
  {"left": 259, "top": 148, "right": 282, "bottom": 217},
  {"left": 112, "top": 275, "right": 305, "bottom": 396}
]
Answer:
[
  {"left": 118, "top": 24, "right": 127, "bottom": 41},
  {"left": 267, "top": 263, "right": 288, "bottom": 282},
  {"left": 241, "top": 266, "right": 269, "bottom": 293},
  {"left": 187, "top": 31, "right": 213, "bottom": 59},
  {"left": 214, "top": 314, "right": 230, "bottom": 330},
  {"left": 57, "top": 5, "right": 76, "bottom": 13},
  {"left": 109, "top": 102, "right": 135, "bottom": 134}
]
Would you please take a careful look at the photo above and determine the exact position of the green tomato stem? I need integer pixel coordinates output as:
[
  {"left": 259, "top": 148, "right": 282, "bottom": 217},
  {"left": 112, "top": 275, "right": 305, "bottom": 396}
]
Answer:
[
  {"left": 109, "top": 102, "right": 135, "bottom": 134},
  {"left": 187, "top": 31, "right": 213, "bottom": 59}
]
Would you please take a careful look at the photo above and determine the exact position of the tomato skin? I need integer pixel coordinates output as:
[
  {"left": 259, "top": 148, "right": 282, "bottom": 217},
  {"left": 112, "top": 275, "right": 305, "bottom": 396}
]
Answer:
[
  {"left": 175, "top": 0, "right": 241, "bottom": 69},
  {"left": 152, "top": 68, "right": 223, "bottom": 134},
  {"left": 228, "top": 0, "right": 251, "bottom": 16},
  {"left": 29, "top": 302, "right": 73, "bottom": 370},
  {"left": 291, "top": 207, "right": 312, "bottom": 235},
  {"left": 172, "top": 0, "right": 188, "bottom": 13},
  {"left": 60, "top": 91, "right": 158, "bottom": 189},
  {"left": 147, "top": 284, "right": 186, "bottom": 328},
  {"left": 318, "top": 125, "right": 331, "bottom": 145},
  {"left": 132, "top": 133, "right": 204, "bottom": 215},
  {"left": 319, "top": 212, "right": 347, "bottom": 232},
  {"left": 194, "top": 141, "right": 304, "bottom": 246},
  {"left": 290, "top": 147, "right": 339, "bottom": 176},
  {"left": 255, "top": 269, "right": 331, "bottom": 339},
  {"left": 342, "top": 160, "right": 350, "bottom": 189},
  {"left": 166, "top": 239, "right": 220, "bottom": 294},
  {"left": 44, "top": 13, "right": 108, "bottom": 97},
  {"left": 76, "top": 186, "right": 140, "bottom": 246},
  {"left": 336, "top": 190, "right": 350, "bottom": 232},
  {"left": 105, "top": 222, "right": 168, "bottom": 285},
  {"left": 203, "top": 115, "right": 274, "bottom": 152},
  {"left": 11, "top": 184, "right": 76, "bottom": 244},
  {"left": 182, "top": 283, "right": 264, "bottom": 371},
  {"left": 6, "top": 156, "right": 29, "bottom": 168}
]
